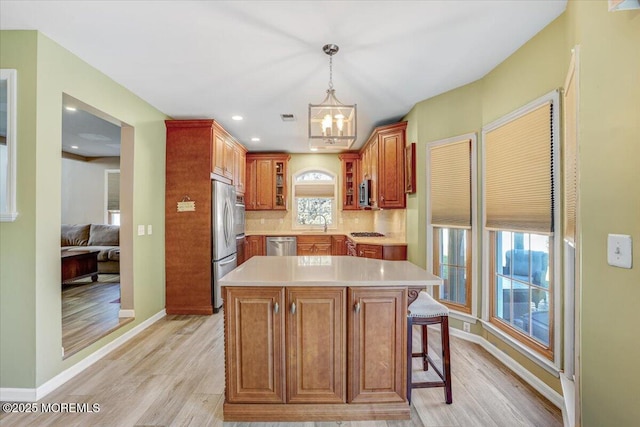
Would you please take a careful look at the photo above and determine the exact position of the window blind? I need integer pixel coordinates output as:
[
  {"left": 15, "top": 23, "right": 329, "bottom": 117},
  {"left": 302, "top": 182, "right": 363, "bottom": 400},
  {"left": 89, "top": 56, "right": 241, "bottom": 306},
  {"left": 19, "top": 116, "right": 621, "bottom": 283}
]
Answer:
[
  {"left": 107, "top": 171, "right": 120, "bottom": 211},
  {"left": 430, "top": 139, "right": 471, "bottom": 228},
  {"left": 485, "top": 101, "right": 554, "bottom": 234},
  {"left": 294, "top": 182, "right": 335, "bottom": 198},
  {"left": 563, "top": 71, "right": 577, "bottom": 244}
]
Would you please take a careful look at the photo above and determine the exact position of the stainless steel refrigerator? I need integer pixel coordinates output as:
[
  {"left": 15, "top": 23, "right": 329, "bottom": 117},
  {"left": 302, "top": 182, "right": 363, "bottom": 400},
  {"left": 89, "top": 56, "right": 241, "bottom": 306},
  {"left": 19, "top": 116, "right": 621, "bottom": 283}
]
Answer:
[{"left": 212, "top": 180, "right": 237, "bottom": 312}]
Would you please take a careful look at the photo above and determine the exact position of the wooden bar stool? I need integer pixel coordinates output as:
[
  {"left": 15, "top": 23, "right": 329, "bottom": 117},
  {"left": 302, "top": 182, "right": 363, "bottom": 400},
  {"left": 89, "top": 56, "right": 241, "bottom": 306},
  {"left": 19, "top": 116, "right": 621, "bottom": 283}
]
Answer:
[{"left": 407, "top": 291, "right": 452, "bottom": 404}]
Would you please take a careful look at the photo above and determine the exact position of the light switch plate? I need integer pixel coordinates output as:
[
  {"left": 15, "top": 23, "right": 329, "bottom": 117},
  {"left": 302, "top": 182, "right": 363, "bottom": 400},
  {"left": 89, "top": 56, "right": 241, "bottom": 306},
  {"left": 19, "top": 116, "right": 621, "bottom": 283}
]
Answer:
[
  {"left": 137, "top": 225, "right": 145, "bottom": 236},
  {"left": 607, "top": 234, "right": 632, "bottom": 268},
  {"left": 147, "top": 224, "right": 153, "bottom": 235}
]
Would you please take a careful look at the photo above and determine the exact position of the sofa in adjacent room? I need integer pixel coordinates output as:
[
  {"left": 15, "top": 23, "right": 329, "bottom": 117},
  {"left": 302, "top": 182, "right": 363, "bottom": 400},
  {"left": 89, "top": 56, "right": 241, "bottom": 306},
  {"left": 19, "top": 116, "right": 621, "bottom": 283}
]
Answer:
[{"left": 61, "top": 224, "right": 120, "bottom": 274}]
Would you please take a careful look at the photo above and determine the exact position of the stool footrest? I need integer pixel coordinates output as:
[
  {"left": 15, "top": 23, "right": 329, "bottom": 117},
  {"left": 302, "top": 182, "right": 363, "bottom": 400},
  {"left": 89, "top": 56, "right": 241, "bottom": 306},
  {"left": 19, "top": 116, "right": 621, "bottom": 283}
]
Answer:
[
  {"left": 412, "top": 380, "right": 446, "bottom": 389},
  {"left": 410, "top": 353, "right": 446, "bottom": 382}
]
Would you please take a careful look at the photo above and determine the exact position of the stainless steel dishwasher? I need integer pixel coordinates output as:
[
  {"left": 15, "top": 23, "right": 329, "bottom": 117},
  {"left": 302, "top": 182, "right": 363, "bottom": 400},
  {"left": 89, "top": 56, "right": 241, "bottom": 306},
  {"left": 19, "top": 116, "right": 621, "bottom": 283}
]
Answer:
[{"left": 266, "top": 236, "right": 297, "bottom": 256}]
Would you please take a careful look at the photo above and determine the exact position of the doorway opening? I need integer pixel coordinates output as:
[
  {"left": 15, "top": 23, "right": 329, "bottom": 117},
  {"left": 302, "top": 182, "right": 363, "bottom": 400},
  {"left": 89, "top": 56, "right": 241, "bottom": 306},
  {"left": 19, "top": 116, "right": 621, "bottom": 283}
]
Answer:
[{"left": 60, "top": 94, "right": 134, "bottom": 358}]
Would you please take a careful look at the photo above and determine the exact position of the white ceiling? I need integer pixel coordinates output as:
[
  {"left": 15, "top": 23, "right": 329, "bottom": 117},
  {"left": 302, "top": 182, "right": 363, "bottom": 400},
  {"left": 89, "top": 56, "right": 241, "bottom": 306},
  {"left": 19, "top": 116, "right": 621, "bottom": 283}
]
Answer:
[{"left": 1, "top": 0, "right": 567, "bottom": 154}]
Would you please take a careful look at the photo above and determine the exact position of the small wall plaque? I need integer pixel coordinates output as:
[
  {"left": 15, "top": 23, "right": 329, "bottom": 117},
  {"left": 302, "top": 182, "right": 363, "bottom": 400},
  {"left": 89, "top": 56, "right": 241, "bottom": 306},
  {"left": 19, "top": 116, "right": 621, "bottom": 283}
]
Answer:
[{"left": 177, "top": 196, "right": 195, "bottom": 212}]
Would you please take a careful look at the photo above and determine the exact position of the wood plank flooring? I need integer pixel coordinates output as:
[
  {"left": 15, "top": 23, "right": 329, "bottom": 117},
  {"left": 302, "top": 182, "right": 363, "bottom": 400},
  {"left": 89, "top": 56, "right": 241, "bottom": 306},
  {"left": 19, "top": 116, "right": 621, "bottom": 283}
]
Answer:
[
  {"left": 62, "top": 274, "right": 132, "bottom": 358},
  {"left": 0, "top": 313, "right": 562, "bottom": 427}
]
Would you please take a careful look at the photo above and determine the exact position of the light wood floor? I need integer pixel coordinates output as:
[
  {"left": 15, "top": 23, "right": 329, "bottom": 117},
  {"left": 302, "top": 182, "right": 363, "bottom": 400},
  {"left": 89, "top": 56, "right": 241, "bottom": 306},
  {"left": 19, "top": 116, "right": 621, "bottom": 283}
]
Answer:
[
  {"left": 62, "top": 274, "right": 132, "bottom": 358},
  {"left": 0, "top": 313, "right": 562, "bottom": 427}
]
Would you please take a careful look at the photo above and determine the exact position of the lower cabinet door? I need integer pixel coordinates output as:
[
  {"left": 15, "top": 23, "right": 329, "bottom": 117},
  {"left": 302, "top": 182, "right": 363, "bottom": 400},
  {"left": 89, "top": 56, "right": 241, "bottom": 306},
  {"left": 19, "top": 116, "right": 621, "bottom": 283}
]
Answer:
[
  {"left": 348, "top": 287, "right": 407, "bottom": 403},
  {"left": 287, "top": 287, "right": 346, "bottom": 403},
  {"left": 225, "top": 287, "right": 285, "bottom": 403}
]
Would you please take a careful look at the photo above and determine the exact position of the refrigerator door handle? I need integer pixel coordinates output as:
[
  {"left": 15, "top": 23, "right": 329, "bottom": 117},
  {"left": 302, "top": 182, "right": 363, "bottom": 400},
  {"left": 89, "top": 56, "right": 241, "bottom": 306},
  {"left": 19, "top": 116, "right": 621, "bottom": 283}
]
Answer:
[
  {"left": 218, "top": 254, "right": 237, "bottom": 266},
  {"left": 223, "top": 200, "right": 233, "bottom": 247}
]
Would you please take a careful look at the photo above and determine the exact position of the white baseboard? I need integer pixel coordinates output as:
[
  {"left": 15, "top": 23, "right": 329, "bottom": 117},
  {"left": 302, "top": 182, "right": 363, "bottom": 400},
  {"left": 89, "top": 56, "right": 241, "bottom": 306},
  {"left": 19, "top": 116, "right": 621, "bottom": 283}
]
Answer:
[
  {"left": 448, "top": 327, "right": 564, "bottom": 410},
  {"left": 560, "top": 373, "right": 575, "bottom": 427},
  {"left": 0, "top": 309, "right": 166, "bottom": 402},
  {"left": 0, "top": 387, "right": 36, "bottom": 402},
  {"left": 119, "top": 309, "right": 135, "bottom": 318}
]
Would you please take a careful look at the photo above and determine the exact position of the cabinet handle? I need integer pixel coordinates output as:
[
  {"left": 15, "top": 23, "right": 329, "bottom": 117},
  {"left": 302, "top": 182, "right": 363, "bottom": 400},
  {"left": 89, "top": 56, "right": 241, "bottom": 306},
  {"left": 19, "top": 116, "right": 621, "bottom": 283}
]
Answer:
[
  {"left": 291, "top": 302, "right": 296, "bottom": 315},
  {"left": 274, "top": 302, "right": 279, "bottom": 314},
  {"left": 359, "top": 251, "right": 363, "bottom": 256},
  {"left": 354, "top": 301, "right": 361, "bottom": 314},
  {"left": 380, "top": 195, "right": 385, "bottom": 201}
]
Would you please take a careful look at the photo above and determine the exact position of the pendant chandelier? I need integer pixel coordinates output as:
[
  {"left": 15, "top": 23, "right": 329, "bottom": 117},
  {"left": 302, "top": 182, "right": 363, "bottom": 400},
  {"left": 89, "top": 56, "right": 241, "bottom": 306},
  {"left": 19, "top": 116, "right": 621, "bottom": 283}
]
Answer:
[{"left": 308, "top": 44, "right": 357, "bottom": 151}]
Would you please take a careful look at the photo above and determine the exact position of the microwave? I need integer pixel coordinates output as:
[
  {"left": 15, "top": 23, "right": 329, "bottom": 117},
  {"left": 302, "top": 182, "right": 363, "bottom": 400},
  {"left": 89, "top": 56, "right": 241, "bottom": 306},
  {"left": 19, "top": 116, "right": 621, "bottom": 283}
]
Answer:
[{"left": 358, "top": 179, "right": 371, "bottom": 208}]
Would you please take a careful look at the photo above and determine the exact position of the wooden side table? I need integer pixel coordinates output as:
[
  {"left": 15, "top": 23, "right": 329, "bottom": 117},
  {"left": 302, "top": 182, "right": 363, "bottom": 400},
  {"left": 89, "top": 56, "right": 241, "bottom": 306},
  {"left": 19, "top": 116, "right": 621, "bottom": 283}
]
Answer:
[{"left": 61, "top": 250, "right": 100, "bottom": 284}]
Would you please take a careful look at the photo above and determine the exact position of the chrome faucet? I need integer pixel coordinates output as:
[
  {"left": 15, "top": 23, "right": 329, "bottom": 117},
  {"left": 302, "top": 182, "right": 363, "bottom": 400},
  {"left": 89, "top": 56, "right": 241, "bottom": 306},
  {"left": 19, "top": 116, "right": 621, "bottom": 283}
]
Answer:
[{"left": 315, "top": 215, "right": 327, "bottom": 233}]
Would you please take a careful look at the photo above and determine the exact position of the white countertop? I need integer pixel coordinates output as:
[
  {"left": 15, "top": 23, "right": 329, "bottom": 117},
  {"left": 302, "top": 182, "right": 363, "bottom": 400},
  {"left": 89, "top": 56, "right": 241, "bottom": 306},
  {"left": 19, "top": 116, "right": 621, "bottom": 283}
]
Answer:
[{"left": 220, "top": 256, "right": 442, "bottom": 287}]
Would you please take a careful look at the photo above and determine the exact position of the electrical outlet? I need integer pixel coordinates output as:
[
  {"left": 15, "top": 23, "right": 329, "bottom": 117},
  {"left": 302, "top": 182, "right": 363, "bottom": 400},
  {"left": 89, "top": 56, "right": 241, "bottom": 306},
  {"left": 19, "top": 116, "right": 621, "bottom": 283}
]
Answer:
[
  {"left": 279, "top": 218, "right": 284, "bottom": 224},
  {"left": 339, "top": 217, "right": 344, "bottom": 224},
  {"left": 354, "top": 218, "right": 359, "bottom": 224},
  {"left": 260, "top": 218, "right": 265, "bottom": 225},
  {"left": 463, "top": 322, "right": 471, "bottom": 333},
  {"left": 137, "top": 225, "right": 145, "bottom": 236},
  {"left": 147, "top": 224, "right": 153, "bottom": 235}
]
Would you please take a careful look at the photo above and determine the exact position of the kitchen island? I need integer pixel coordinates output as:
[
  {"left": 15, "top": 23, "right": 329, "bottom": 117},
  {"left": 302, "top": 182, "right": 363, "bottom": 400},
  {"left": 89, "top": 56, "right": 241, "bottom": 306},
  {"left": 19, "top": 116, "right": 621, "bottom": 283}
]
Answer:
[{"left": 220, "top": 256, "right": 442, "bottom": 422}]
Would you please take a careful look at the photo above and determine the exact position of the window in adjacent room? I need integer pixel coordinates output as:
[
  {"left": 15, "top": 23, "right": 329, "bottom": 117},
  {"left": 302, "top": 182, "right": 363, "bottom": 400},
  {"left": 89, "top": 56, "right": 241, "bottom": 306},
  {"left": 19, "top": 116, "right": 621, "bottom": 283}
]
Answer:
[
  {"left": 105, "top": 169, "right": 120, "bottom": 225},
  {"left": 293, "top": 169, "right": 336, "bottom": 229},
  {"left": 483, "top": 91, "right": 559, "bottom": 362},
  {"left": 428, "top": 135, "right": 475, "bottom": 314}
]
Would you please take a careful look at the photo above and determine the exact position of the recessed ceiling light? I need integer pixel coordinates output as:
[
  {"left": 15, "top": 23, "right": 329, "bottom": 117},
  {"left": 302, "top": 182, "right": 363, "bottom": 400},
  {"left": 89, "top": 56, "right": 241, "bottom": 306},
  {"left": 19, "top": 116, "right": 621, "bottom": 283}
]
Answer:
[
  {"left": 251, "top": 137, "right": 260, "bottom": 142},
  {"left": 65, "top": 106, "right": 77, "bottom": 111},
  {"left": 310, "top": 147, "right": 318, "bottom": 152},
  {"left": 232, "top": 115, "right": 243, "bottom": 121},
  {"left": 70, "top": 145, "right": 79, "bottom": 149}
]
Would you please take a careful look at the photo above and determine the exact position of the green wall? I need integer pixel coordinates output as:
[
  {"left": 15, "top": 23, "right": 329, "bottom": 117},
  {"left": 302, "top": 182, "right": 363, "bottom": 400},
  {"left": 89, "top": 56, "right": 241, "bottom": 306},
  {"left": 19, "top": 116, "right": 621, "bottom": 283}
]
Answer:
[
  {"left": 569, "top": 2, "right": 640, "bottom": 426},
  {"left": 0, "top": 31, "right": 168, "bottom": 389},
  {"left": 404, "top": 1, "right": 640, "bottom": 424},
  {"left": 0, "top": 31, "right": 38, "bottom": 389}
]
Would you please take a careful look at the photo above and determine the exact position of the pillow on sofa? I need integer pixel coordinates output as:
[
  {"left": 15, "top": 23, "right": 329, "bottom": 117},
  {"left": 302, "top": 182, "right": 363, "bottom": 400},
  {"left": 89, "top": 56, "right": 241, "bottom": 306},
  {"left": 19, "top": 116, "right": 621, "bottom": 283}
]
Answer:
[
  {"left": 88, "top": 224, "right": 119, "bottom": 246},
  {"left": 61, "top": 224, "right": 91, "bottom": 246}
]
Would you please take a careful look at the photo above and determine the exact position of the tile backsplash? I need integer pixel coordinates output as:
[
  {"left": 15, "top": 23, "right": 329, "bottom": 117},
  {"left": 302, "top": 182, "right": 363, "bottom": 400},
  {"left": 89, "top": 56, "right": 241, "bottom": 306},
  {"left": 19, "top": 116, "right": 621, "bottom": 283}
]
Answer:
[{"left": 245, "top": 209, "right": 406, "bottom": 239}]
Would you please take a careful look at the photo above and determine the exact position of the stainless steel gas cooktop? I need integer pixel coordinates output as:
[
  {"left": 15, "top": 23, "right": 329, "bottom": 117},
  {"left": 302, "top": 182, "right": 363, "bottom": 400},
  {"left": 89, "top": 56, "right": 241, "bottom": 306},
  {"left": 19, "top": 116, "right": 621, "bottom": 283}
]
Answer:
[{"left": 350, "top": 232, "right": 385, "bottom": 237}]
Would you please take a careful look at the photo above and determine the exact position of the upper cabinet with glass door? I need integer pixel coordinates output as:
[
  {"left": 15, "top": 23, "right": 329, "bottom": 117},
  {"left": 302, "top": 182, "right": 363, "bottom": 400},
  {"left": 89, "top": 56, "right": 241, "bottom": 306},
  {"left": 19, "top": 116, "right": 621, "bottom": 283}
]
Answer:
[{"left": 0, "top": 69, "right": 18, "bottom": 222}]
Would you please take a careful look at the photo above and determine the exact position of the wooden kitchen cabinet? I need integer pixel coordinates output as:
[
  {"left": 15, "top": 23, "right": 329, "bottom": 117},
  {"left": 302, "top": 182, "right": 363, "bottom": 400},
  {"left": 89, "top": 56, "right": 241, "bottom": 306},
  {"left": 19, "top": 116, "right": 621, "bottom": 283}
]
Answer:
[
  {"left": 165, "top": 119, "right": 244, "bottom": 314},
  {"left": 357, "top": 244, "right": 383, "bottom": 259},
  {"left": 377, "top": 123, "right": 406, "bottom": 208},
  {"left": 286, "top": 287, "right": 346, "bottom": 403},
  {"left": 359, "top": 122, "right": 407, "bottom": 209},
  {"left": 225, "top": 287, "right": 286, "bottom": 403},
  {"left": 348, "top": 287, "right": 407, "bottom": 403},
  {"left": 255, "top": 158, "right": 273, "bottom": 209},
  {"left": 297, "top": 235, "right": 332, "bottom": 255},
  {"left": 332, "top": 235, "right": 347, "bottom": 255},
  {"left": 223, "top": 284, "right": 408, "bottom": 420},
  {"left": 346, "top": 238, "right": 407, "bottom": 261},
  {"left": 246, "top": 153, "right": 290, "bottom": 210},
  {"left": 245, "top": 235, "right": 265, "bottom": 260},
  {"left": 212, "top": 123, "right": 239, "bottom": 181},
  {"left": 339, "top": 153, "right": 360, "bottom": 210},
  {"left": 233, "top": 143, "right": 247, "bottom": 195}
]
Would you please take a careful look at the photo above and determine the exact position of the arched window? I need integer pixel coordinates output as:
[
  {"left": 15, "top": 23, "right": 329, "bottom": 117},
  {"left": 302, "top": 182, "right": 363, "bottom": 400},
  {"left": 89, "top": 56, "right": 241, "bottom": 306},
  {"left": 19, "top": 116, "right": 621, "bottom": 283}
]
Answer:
[{"left": 292, "top": 169, "right": 337, "bottom": 229}]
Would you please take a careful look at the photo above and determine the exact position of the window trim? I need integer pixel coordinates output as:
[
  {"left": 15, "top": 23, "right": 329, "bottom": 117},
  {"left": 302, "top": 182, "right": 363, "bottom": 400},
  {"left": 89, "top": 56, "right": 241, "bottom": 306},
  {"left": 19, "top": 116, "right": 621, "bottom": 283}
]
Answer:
[
  {"left": 426, "top": 132, "right": 478, "bottom": 317},
  {"left": 481, "top": 90, "right": 561, "bottom": 368},
  {"left": 291, "top": 167, "right": 337, "bottom": 231}
]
